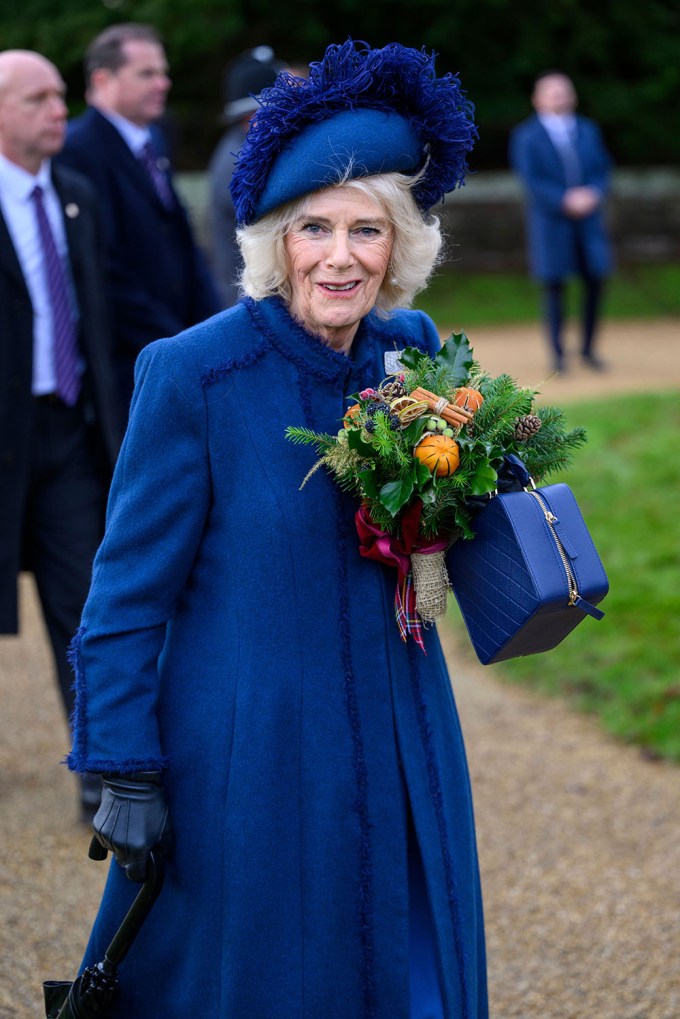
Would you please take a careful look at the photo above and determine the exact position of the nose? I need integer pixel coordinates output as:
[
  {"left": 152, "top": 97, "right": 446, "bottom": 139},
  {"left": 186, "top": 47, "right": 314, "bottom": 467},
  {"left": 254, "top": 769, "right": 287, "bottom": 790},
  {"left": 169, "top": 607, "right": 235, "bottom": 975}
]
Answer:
[
  {"left": 52, "top": 95, "right": 68, "bottom": 119},
  {"left": 325, "top": 229, "right": 354, "bottom": 270}
]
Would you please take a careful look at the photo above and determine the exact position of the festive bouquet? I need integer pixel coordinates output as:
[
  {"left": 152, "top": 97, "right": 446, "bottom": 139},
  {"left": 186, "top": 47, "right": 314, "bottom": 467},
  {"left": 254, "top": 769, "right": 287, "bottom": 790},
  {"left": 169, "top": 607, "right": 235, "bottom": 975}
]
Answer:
[{"left": 286, "top": 332, "right": 586, "bottom": 650}]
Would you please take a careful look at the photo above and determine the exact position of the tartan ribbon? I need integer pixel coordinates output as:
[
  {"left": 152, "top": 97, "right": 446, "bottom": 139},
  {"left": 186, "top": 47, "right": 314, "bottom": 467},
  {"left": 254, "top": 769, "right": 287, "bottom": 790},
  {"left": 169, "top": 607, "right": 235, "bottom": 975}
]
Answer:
[{"left": 355, "top": 501, "right": 449, "bottom": 652}]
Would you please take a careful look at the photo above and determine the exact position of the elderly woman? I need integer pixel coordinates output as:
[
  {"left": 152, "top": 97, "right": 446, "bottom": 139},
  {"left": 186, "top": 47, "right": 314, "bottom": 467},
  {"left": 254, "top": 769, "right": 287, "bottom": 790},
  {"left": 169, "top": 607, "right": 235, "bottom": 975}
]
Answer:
[{"left": 66, "top": 42, "right": 485, "bottom": 1019}]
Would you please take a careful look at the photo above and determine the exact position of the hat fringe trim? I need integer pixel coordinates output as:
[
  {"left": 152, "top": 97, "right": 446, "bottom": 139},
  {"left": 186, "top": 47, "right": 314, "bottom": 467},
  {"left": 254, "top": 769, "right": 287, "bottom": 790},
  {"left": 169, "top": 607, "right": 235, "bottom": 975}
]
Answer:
[{"left": 231, "top": 39, "right": 477, "bottom": 225}]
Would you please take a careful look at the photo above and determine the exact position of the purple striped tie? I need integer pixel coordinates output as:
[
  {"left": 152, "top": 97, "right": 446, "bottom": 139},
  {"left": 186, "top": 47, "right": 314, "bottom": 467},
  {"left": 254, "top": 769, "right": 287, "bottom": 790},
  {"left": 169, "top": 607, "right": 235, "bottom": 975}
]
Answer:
[
  {"left": 139, "top": 140, "right": 174, "bottom": 209},
  {"left": 32, "top": 185, "right": 80, "bottom": 406}
]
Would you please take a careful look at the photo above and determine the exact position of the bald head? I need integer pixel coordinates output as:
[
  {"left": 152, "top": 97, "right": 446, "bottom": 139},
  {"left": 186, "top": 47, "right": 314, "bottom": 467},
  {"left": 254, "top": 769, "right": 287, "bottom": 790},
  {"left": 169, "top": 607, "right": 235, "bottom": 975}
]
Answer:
[{"left": 0, "top": 49, "right": 67, "bottom": 173}]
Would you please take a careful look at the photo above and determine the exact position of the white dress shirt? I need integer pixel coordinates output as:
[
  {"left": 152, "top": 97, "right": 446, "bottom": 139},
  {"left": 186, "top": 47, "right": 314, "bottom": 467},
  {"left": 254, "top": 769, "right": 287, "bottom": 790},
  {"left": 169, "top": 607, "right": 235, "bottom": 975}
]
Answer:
[
  {"left": 0, "top": 153, "right": 78, "bottom": 395},
  {"left": 95, "top": 108, "right": 152, "bottom": 158},
  {"left": 537, "top": 113, "right": 581, "bottom": 185}
]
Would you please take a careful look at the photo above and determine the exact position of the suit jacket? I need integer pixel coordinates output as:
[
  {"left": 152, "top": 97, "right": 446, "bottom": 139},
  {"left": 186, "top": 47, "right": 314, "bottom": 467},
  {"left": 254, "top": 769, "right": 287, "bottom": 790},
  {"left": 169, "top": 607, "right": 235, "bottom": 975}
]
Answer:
[
  {"left": 0, "top": 164, "right": 122, "bottom": 632},
  {"left": 57, "top": 108, "right": 221, "bottom": 407},
  {"left": 509, "top": 113, "right": 614, "bottom": 281}
]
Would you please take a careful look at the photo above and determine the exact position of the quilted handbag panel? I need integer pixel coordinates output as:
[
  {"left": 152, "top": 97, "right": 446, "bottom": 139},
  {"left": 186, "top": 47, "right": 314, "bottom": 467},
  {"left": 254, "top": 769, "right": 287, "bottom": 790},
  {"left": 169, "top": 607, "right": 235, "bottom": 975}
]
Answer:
[{"left": 448, "top": 484, "right": 608, "bottom": 664}]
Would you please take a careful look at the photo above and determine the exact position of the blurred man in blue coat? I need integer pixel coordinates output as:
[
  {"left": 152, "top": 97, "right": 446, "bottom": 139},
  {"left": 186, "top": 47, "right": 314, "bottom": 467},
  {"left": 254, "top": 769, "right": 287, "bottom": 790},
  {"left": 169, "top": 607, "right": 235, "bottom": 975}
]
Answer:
[
  {"left": 510, "top": 71, "right": 614, "bottom": 373},
  {"left": 58, "top": 24, "right": 221, "bottom": 415}
]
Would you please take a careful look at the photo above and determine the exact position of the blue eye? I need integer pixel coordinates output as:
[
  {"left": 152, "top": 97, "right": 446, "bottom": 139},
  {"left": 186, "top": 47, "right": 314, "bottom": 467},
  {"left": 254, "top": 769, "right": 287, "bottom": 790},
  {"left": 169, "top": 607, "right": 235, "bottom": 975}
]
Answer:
[{"left": 302, "top": 222, "right": 323, "bottom": 235}]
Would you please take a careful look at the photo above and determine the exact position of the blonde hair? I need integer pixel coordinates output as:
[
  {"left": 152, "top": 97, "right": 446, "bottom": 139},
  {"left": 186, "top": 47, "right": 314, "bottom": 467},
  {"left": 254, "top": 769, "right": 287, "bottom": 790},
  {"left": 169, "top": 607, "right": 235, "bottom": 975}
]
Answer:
[{"left": 236, "top": 172, "right": 443, "bottom": 314}]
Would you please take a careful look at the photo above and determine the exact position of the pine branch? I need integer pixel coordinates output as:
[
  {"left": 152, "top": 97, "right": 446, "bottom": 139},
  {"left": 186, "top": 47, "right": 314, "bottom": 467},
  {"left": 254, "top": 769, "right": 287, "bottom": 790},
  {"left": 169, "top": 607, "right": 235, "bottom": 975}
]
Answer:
[
  {"left": 285, "top": 426, "right": 336, "bottom": 452},
  {"left": 474, "top": 375, "right": 535, "bottom": 443},
  {"left": 519, "top": 406, "right": 588, "bottom": 480}
]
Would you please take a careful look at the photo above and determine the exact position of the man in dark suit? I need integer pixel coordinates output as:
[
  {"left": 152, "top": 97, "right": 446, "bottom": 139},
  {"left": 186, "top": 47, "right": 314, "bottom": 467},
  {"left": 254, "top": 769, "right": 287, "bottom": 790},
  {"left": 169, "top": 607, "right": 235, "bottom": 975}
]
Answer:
[
  {"left": 510, "top": 71, "right": 614, "bottom": 374},
  {"left": 0, "top": 49, "right": 122, "bottom": 817},
  {"left": 58, "top": 23, "right": 221, "bottom": 414}
]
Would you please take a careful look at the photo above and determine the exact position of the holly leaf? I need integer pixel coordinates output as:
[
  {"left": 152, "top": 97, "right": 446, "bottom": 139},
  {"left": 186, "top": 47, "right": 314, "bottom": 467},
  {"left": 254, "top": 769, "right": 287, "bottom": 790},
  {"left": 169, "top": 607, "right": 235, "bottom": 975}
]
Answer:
[
  {"left": 467, "top": 461, "right": 499, "bottom": 496},
  {"left": 398, "top": 345, "right": 430, "bottom": 372},
  {"left": 434, "top": 331, "right": 475, "bottom": 388},
  {"left": 454, "top": 506, "right": 476, "bottom": 540},
  {"left": 379, "top": 475, "right": 414, "bottom": 516}
]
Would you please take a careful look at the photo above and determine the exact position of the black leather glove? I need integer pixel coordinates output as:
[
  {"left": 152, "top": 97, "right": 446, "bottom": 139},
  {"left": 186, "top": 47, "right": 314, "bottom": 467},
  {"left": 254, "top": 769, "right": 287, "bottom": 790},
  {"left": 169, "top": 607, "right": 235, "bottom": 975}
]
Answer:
[{"left": 91, "top": 771, "right": 172, "bottom": 882}]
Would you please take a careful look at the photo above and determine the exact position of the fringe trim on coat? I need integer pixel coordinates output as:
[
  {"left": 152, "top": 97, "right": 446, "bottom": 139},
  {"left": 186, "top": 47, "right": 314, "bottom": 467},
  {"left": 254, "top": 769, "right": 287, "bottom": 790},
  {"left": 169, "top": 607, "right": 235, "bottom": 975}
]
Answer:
[{"left": 64, "top": 627, "right": 171, "bottom": 775}]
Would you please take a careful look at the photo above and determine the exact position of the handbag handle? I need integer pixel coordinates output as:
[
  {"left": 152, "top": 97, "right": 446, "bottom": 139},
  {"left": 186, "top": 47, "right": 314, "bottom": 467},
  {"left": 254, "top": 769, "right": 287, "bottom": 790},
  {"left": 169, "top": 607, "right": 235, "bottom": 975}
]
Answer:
[{"left": 500, "top": 453, "right": 534, "bottom": 490}]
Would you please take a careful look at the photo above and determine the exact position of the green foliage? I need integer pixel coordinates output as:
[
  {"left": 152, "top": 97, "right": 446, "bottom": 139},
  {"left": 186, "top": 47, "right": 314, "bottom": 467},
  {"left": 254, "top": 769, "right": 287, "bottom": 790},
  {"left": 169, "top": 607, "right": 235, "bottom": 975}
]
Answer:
[
  {"left": 450, "top": 390, "right": 680, "bottom": 762},
  {"left": 521, "top": 407, "right": 588, "bottom": 481},
  {"left": 401, "top": 331, "right": 473, "bottom": 395},
  {"left": 473, "top": 374, "right": 535, "bottom": 444},
  {"left": 417, "top": 264, "right": 680, "bottom": 328},
  {"left": 4, "top": 0, "right": 680, "bottom": 169},
  {"left": 285, "top": 425, "right": 335, "bottom": 452},
  {"left": 286, "top": 332, "right": 587, "bottom": 540}
]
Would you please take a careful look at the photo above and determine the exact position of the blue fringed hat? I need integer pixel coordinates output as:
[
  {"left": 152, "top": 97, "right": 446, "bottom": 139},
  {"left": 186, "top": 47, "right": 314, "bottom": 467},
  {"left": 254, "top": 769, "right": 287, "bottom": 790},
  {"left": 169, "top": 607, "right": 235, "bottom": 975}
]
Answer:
[{"left": 230, "top": 40, "right": 478, "bottom": 226}]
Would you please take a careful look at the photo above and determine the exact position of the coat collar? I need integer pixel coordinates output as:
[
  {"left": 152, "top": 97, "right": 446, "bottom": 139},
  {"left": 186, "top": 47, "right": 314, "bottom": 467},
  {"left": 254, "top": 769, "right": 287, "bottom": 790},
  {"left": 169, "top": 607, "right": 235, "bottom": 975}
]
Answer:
[{"left": 244, "top": 296, "right": 377, "bottom": 385}]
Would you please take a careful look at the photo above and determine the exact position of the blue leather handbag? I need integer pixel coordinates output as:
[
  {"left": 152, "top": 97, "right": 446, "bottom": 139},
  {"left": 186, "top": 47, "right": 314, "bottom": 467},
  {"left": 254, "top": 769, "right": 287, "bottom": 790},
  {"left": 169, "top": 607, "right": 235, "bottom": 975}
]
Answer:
[{"left": 448, "top": 469, "right": 609, "bottom": 665}]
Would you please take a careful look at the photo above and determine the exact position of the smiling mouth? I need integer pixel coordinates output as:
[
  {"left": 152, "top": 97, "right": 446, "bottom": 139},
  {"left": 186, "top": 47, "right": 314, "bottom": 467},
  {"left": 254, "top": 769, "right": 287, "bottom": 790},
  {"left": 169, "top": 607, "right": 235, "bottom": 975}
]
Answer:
[{"left": 320, "top": 281, "right": 360, "bottom": 292}]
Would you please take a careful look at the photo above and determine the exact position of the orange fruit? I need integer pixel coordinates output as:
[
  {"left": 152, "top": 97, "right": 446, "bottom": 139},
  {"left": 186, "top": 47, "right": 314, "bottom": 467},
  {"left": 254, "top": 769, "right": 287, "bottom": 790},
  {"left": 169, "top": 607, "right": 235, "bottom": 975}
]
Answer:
[
  {"left": 453, "top": 387, "right": 484, "bottom": 412},
  {"left": 414, "top": 434, "right": 460, "bottom": 477},
  {"left": 343, "top": 403, "right": 362, "bottom": 428}
]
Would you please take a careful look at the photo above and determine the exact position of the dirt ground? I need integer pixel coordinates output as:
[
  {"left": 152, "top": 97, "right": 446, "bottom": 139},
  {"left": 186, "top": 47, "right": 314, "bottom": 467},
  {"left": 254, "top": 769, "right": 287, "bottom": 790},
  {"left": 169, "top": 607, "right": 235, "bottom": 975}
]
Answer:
[
  {"left": 440, "top": 317, "right": 680, "bottom": 403},
  {"left": 1, "top": 318, "right": 679, "bottom": 1018}
]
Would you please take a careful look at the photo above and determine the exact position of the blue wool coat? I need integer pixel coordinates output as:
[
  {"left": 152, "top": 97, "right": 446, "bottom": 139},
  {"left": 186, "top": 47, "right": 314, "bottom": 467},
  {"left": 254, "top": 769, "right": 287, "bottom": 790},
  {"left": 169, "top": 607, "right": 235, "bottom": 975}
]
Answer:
[
  {"left": 68, "top": 297, "right": 488, "bottom": 1019},
  {"left": 509, "top": 114, "right": 613, "bottom": 281}
]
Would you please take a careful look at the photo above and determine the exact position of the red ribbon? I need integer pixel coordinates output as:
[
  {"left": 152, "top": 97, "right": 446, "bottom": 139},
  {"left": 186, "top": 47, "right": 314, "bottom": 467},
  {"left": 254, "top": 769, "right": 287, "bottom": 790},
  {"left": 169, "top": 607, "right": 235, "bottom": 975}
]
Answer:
[{"left": 355, "top": 501, "right": 449, "bottom": 651}]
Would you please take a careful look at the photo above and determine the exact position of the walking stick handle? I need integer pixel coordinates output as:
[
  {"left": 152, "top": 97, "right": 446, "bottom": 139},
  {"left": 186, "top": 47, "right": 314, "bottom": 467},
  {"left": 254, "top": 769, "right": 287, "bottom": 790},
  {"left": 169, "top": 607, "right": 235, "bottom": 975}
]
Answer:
[
  {"left": 103, "top": 849, "right": 165, "bottom": 968},
  {"left": 88, "top": 835, "right": 109, "bottom": 861}
]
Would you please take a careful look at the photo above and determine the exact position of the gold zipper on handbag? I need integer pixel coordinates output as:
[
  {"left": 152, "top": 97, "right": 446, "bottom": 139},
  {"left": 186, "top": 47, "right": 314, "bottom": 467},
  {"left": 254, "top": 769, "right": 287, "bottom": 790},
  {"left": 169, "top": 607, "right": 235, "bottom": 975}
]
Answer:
[{"left": 528, "top": 489, "right": 580, "bottom": 606}]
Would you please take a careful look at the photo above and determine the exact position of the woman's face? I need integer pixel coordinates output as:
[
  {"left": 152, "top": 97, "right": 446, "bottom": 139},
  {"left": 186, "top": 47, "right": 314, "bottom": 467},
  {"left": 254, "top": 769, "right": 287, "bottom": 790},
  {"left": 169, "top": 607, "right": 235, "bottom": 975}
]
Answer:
[{"left": 284, "top": 186, "right": 393, "bottom": 354}]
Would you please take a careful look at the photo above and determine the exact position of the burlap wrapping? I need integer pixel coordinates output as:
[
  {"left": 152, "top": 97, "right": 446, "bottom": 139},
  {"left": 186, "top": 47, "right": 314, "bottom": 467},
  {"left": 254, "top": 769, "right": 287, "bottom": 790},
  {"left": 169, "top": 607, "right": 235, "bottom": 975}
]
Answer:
[{"left": 411, "top": 550, "right": 451, "bottom": 622}]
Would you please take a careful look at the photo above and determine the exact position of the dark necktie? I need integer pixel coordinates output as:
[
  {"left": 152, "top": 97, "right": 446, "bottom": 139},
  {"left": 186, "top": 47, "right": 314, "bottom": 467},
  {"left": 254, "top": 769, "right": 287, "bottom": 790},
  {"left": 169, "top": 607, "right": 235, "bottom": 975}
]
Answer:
[
  {"left": 31, "top": 185, "right": 80, "bottom": 406},
  {"left": 556, "top": 125, "right": 581, "bottom": 186},
  {"left": 139, "top": 140, "right": 174, "bottom": 209}
]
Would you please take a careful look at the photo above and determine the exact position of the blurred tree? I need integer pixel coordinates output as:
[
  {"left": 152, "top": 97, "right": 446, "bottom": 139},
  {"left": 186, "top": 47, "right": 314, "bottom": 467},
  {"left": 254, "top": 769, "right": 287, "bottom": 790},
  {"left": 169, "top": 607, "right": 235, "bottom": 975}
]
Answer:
[{"left": 2, "top": 0, "right": 678, "bottom": 169}]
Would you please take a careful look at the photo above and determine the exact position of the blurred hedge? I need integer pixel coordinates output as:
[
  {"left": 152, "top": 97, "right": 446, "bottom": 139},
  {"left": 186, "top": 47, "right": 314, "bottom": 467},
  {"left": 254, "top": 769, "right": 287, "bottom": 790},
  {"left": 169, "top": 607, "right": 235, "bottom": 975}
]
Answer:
[{"left": 3, "top": 0, "right": 679, "bottom": 170}]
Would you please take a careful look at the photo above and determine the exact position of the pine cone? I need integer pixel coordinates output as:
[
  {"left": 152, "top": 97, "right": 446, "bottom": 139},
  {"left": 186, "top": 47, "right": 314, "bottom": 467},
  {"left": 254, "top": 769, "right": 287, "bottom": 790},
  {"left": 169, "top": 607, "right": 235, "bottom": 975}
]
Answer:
[
  {"left": 379, "top": 380, "right": 407, "bottom": 401},
  {"left": 514, "top": 414, "right": 542, "bottom": 441}
]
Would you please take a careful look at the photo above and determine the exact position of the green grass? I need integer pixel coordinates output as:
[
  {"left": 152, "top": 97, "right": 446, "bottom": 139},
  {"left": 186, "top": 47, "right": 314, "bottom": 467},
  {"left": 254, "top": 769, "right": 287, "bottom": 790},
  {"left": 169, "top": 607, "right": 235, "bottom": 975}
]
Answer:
[
  {"left": 415, "top": 263, "right": 680, "bottom": 327},
  {"left": 447, "top": 390, "right": 680, "bottom": 762}
]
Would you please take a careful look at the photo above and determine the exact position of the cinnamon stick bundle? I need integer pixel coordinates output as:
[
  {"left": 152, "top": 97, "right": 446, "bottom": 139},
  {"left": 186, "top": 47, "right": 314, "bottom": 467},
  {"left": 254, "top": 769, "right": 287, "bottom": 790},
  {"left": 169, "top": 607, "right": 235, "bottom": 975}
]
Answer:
[{"left": 411, "top": 387, "right": 474, "bottom": 427}]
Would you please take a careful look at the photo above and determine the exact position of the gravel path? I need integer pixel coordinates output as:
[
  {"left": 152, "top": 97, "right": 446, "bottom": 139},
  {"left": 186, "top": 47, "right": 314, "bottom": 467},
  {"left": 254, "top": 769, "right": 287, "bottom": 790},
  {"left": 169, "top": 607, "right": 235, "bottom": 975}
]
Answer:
[{"left": 1, "top": 318, "right": 679, "bottom": 1018}]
